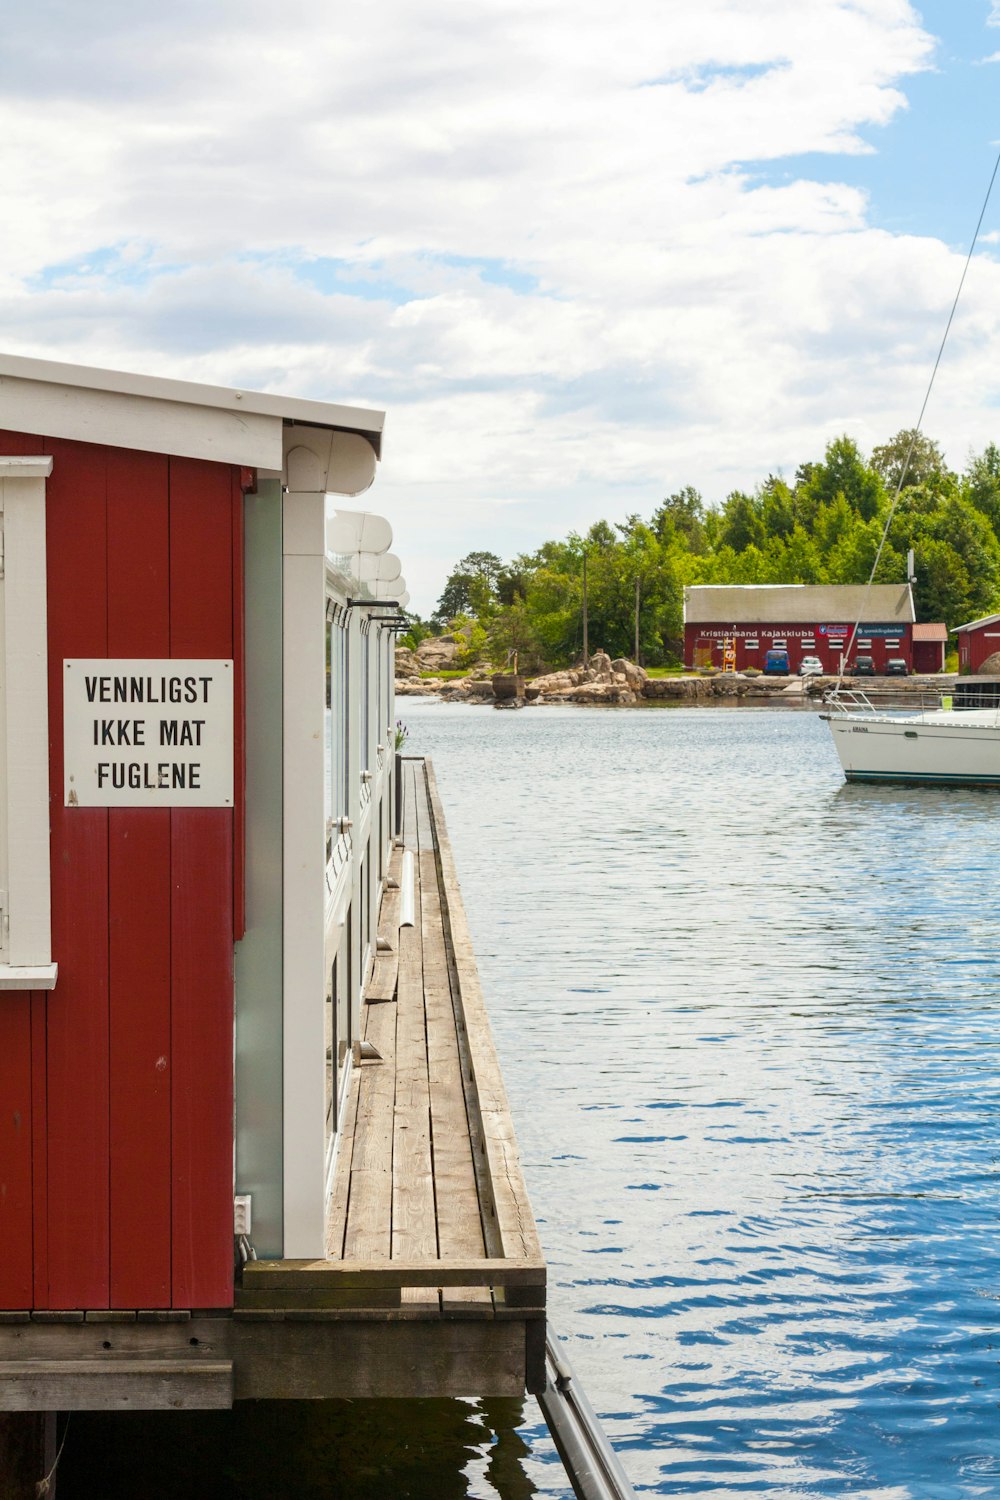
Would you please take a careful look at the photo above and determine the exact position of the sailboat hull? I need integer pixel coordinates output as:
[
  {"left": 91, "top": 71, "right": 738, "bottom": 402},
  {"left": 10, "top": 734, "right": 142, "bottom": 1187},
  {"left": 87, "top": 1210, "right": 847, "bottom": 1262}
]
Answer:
[{"left": 827, "top": 710, "right": 1000, "bottom": 788}]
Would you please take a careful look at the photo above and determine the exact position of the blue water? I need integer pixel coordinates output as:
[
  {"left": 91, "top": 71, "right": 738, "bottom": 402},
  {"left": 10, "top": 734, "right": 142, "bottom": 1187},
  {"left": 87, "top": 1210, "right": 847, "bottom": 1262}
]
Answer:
[
  {"left": 405, "top": 700, "right": 1000, "bottom": 1499},
  {"left": 61, "top": 700, "right": 1000, "bottom": 1499}
]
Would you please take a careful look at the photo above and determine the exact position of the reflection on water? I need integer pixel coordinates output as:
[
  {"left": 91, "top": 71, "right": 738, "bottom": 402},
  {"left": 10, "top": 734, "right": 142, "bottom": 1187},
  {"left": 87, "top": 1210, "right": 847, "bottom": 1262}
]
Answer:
[
  {"left": 62, "top": 1399, "right": 539, "bottom": 1500},
  {"left": 61, "top": 702, "right": 1000, "bottom": 1498}
]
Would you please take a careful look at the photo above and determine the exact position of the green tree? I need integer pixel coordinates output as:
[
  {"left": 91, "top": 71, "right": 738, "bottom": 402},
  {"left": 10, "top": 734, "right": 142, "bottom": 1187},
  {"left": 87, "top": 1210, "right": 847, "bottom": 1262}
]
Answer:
[
  {"left": 432, "top": 550, "right": 504, "bottom": 627},
  {"left": 716, "top": 491, "right": 765, "bottom": 553},
  {"left": 487, "top": 599, "right": 546, "bottom": 673},
  {"left": 796, "top": 435, "right": 884, "bottom": 525},
  {"left": 652, "top": 486, "right": 707, "bottom": 553},
  {"left": 870, "top": 429, "right": 948, "bottom": 493},
  {"left": 963, "top": 443, "right": 1000, "bottom": 532},
  {"left": 759, "top": 476, "right": 796, "bottom": 541}
]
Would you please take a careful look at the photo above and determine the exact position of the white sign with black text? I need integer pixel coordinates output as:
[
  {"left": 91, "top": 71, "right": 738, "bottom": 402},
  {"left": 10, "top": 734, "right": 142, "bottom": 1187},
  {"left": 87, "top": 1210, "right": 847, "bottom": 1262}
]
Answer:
[{"left": 64, "top": 659, "right": 234, "bottom": 808}]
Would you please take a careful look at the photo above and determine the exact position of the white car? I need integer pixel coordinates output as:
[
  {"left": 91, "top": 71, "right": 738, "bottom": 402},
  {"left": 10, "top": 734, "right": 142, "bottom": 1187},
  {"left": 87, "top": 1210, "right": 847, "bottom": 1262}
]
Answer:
[{"left": 799, "top": 655, "right": 823, "bottom": 676}]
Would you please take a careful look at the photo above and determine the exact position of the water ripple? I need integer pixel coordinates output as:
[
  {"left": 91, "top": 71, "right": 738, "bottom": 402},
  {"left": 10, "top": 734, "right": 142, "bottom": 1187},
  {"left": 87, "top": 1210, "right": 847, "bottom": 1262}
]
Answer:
[{"left": 411, "top": 701, "right": 1000, "bottom": 1498}]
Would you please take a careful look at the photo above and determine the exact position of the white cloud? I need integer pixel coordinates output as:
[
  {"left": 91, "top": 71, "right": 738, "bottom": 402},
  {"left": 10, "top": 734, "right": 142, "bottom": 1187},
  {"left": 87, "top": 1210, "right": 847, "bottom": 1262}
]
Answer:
[{"left": 2, "top": 0, "right": 987, "bottom": 611}]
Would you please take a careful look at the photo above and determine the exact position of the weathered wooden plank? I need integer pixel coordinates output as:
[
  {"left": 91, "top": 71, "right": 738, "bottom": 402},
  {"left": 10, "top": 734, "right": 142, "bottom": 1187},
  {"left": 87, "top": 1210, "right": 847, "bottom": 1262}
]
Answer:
[
  {"left": 400, "top": 1285, "right": 441, "bottom": 1313},
  {"left": 424, "top": 760, "right": 543, "bottom": 1263},
  {"left": 420, "top": 848, "right": 486, "bottom": 1261},
  {"left": 232, "top": 1318, "right": 526, "bottom": 1400},
  {"left": 377, "top": 880, "right": 401, "bottom": 948},
  {"left": 401, "top": 759, "right": 419, "bottom": 850},
  {"left": 365, "top": 956, "right": 398, "bottom": 1004},
  {"left": 393, "top": 853, "right": 436, "bottom": 1259},
  {"left": 0, "top": 1317, "right": 229, "bottom": 1359},
  {"left": 324, "top": 1063, "right": 361, "bottom": 1258},
  {"left": 235, "top": 1287, "right": 402, "bottom": 1310},
  {"left": 0, "top": 1360, "right": 233, "bottom": 1412},
  {"left": 442, "top": 1286, "right": 494, "bottom": 1315},
  {"left": 414, "top": 761, "right": 434, "bottom": 849},
  {"left": 343, "top": 1004, "right": 397, "bottom": 1260},
  {"left": 366, "top": 853, "right": 402, "bottom": 1001},
  {"left": 241, "top": 1259, "right": 546, "bottom": 1289}
]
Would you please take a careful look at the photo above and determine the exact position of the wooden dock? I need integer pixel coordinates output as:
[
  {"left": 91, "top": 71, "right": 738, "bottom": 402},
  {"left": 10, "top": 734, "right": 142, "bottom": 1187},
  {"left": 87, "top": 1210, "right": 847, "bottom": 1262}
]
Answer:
[
  {"left": 236, "top": 756, "right": 546, "bottom": 1397},
  {"left": 0, "top": 759, "right": 544, "bottom": 1409}
]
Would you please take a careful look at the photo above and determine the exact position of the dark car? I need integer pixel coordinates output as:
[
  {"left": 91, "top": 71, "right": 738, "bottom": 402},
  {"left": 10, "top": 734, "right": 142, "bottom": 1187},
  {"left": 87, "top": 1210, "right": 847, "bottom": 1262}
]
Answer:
[
  {"left": 885, "top": 657, "right": 908, "bottom": 676},
  {"left": 764, "top": 648, "right": 790, "bottom": 674},
  {"left": 851, "top": 654, "right": 876, "bottom": 676}
]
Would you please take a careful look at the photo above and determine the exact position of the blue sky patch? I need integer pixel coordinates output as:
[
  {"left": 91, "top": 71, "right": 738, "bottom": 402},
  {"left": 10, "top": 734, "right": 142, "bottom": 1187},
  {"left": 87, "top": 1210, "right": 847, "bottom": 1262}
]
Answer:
[
  {"left": 738, "top": 3, "right": 1000, "bottom": 246},
  {"left": 28, "top": 243, "right": 169, "bottom": 291}
]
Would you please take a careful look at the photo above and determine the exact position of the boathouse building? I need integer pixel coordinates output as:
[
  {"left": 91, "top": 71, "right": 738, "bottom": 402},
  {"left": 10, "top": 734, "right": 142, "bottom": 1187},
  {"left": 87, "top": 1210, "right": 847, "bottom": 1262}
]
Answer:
[
  {"left": 684, "top": 583, "right": 918, "bottom": 673},
  {"left": 952, "top": 613, "right": 1000, "bottom": 674},
  {"left": 0, "top": 352, "right": 544, "bottom": 1419}
]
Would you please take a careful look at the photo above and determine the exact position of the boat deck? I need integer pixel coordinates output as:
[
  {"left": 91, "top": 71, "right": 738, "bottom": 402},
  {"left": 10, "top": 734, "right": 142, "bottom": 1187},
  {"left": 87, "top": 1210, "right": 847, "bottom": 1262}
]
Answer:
[{"left": 237, "top": 757, "right": 546, "bottom": 1397}]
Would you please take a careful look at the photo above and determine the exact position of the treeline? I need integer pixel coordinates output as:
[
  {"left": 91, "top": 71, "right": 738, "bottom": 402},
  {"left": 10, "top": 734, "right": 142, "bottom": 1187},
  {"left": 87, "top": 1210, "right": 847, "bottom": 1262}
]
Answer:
[{"left": 411, "top": 430, "right": 1000, "bottom": 671}]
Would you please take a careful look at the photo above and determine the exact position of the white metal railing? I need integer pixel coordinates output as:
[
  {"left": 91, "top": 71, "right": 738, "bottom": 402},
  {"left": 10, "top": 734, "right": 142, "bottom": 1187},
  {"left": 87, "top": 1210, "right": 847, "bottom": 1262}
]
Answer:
[{"left": 824, "top": 683, "right": 1000, "bottom": 716}]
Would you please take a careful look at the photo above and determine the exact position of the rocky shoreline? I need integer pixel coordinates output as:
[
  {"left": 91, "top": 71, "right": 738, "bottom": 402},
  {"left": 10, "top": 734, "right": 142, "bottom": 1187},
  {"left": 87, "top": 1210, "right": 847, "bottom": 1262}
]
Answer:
[
  {"left": 396, "top": 639, "right": 958, "bottom": 708},
  {"left": 398, "top": 645, "right": 829, "bottom": 707}
]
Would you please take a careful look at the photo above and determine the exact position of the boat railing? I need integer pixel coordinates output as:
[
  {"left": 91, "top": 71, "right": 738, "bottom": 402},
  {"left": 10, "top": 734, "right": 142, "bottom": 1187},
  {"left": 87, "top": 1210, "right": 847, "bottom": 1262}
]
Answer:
[{"left": 824, "top": 680, "right": 1000, "bottom": 716}]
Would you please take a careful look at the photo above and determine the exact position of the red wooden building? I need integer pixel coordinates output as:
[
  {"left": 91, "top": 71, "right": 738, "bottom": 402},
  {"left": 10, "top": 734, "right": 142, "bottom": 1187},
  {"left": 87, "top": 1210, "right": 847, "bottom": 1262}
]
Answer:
[
  {"left": 911, "top": 621, "right": 949, "bottom": 675},
  {"left": 0, "top": 352, "right": 395, "bottom": 1318},
  {"left": 953, "top": 613, "right": 1000, "bottom": 674},
  {"left": 684, "top": 583, "right": 918, "bottom": 673}
]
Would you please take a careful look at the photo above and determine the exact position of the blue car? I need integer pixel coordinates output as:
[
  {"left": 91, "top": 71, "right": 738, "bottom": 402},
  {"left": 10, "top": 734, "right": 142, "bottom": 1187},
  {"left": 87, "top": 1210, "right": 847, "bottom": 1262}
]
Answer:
[{"left": 764, "top": 648, "right": 790, "bottom": 673}]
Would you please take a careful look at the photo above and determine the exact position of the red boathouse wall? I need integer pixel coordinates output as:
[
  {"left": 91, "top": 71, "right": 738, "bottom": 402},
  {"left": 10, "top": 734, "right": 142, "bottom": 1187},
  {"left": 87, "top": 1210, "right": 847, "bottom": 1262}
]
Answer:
[
  {"left": 0, "top": 430, "right": 244, "bottom": 1311},
  {"left": 956, "top": 621, "right": 1000, "bottom": 674}
]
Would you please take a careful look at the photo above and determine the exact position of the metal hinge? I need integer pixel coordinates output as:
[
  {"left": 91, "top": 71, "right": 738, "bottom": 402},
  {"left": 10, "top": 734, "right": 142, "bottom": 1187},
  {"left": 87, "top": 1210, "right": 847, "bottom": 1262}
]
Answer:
[
  {"left": 0, "top": 524, "right": 6, "bottom": 579},
  {"left": 233, "top": 1195, "right": 252, "bottom": 1236}
]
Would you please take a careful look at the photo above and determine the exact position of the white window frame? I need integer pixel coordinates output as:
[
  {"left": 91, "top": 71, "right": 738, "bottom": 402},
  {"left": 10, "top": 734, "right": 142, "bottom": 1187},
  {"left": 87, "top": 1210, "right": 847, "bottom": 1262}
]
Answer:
[{"left": 0, "top": 457, "right": 57, "bottom": 990}]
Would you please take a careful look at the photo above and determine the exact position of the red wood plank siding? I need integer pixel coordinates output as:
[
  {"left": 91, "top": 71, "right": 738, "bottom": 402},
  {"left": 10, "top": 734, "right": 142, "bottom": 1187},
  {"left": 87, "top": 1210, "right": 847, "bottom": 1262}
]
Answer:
[
  {"left": 45, "top": 438, "right": 111, "bottom": 1309},
  {"left": 107, "top": 449, "right": 172, "bottom": 1308},
  {"left": 0, "top": 432, "right": 244, "bottom": 1312},
  {"left": 30, "top": 995, "right": 48, "bottom": 1306},
  {"left": 168, "top": 457, "right": 235, "bottom": 1309},
  {"left": 0, "top": 997, "right": 33, "bottom": 1306}
]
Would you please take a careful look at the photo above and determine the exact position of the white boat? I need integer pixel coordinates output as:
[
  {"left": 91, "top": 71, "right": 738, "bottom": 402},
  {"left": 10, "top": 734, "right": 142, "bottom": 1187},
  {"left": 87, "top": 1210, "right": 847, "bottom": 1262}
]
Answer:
[{"left": 821, "top": 687, "right": 1000, "bottom": 788}]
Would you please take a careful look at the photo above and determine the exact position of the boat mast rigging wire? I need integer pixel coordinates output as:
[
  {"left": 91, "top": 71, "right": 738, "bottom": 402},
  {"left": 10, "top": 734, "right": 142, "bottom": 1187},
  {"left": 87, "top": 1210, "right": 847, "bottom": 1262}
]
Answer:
[{"left": 833, "top": 146, "right": 1000, "bottom": 691}]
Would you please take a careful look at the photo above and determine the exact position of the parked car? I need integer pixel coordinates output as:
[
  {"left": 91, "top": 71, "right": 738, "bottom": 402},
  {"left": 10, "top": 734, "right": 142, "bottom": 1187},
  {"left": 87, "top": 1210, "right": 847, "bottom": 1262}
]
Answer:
[
  {"left": 851, "top": 654, "right": 876, "bottom": 676},
  {"left": 799, "top": 655, "right": 823, "bottom": 677},
  {"left": 764, "top": 648, "right": 790, "bottom": 674},
  {"left": 885, "top": 657, "right": 909, "bottom": 676}
]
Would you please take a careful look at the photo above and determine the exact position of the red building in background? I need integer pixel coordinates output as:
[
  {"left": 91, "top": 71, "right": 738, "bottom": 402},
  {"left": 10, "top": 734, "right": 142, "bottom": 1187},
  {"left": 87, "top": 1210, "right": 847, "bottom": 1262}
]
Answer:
[
  {"left": 953, "top": 614, "right": 1000, "bottom": 674},
  {"left": 911, "top": 622, "right": 949, "bottom": 674},
  {"left": 684, "top": 584, "right": 920, "bottom": 673}
]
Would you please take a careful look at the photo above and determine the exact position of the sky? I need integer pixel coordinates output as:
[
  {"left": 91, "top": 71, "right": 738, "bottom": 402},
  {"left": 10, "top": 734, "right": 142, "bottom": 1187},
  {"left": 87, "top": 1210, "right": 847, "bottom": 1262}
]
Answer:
[{"left": 4, "top": 1, "right": 1000, "bottom": 613}]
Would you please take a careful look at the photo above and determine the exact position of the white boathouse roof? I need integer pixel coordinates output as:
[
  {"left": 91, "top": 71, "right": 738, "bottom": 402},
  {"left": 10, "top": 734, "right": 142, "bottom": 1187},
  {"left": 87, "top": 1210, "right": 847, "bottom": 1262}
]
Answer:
[{"left": 0, "top": 350, "right": 384, "bottom": 472}]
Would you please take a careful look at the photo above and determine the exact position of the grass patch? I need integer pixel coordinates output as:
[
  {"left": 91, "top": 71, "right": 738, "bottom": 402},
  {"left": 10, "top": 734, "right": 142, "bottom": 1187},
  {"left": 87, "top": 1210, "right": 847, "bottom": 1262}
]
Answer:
[
  {"left": 420, "top": 669, "right": 468, "bottom": 680},
  {"left": 644, "top": 666, "right": 689, "bottom": 678}
]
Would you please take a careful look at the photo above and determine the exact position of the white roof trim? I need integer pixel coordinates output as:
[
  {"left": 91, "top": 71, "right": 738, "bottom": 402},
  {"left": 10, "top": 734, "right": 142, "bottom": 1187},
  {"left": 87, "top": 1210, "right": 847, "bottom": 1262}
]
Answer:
[
  {"left": 0, "top": 456, "right": 53, "bottom": 479},
  {"left": 0, "top": 351, "right": 384, "bottom": 453},
  {"left": 953, "top": 613, "right": 1000, "bottom": 634}
]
